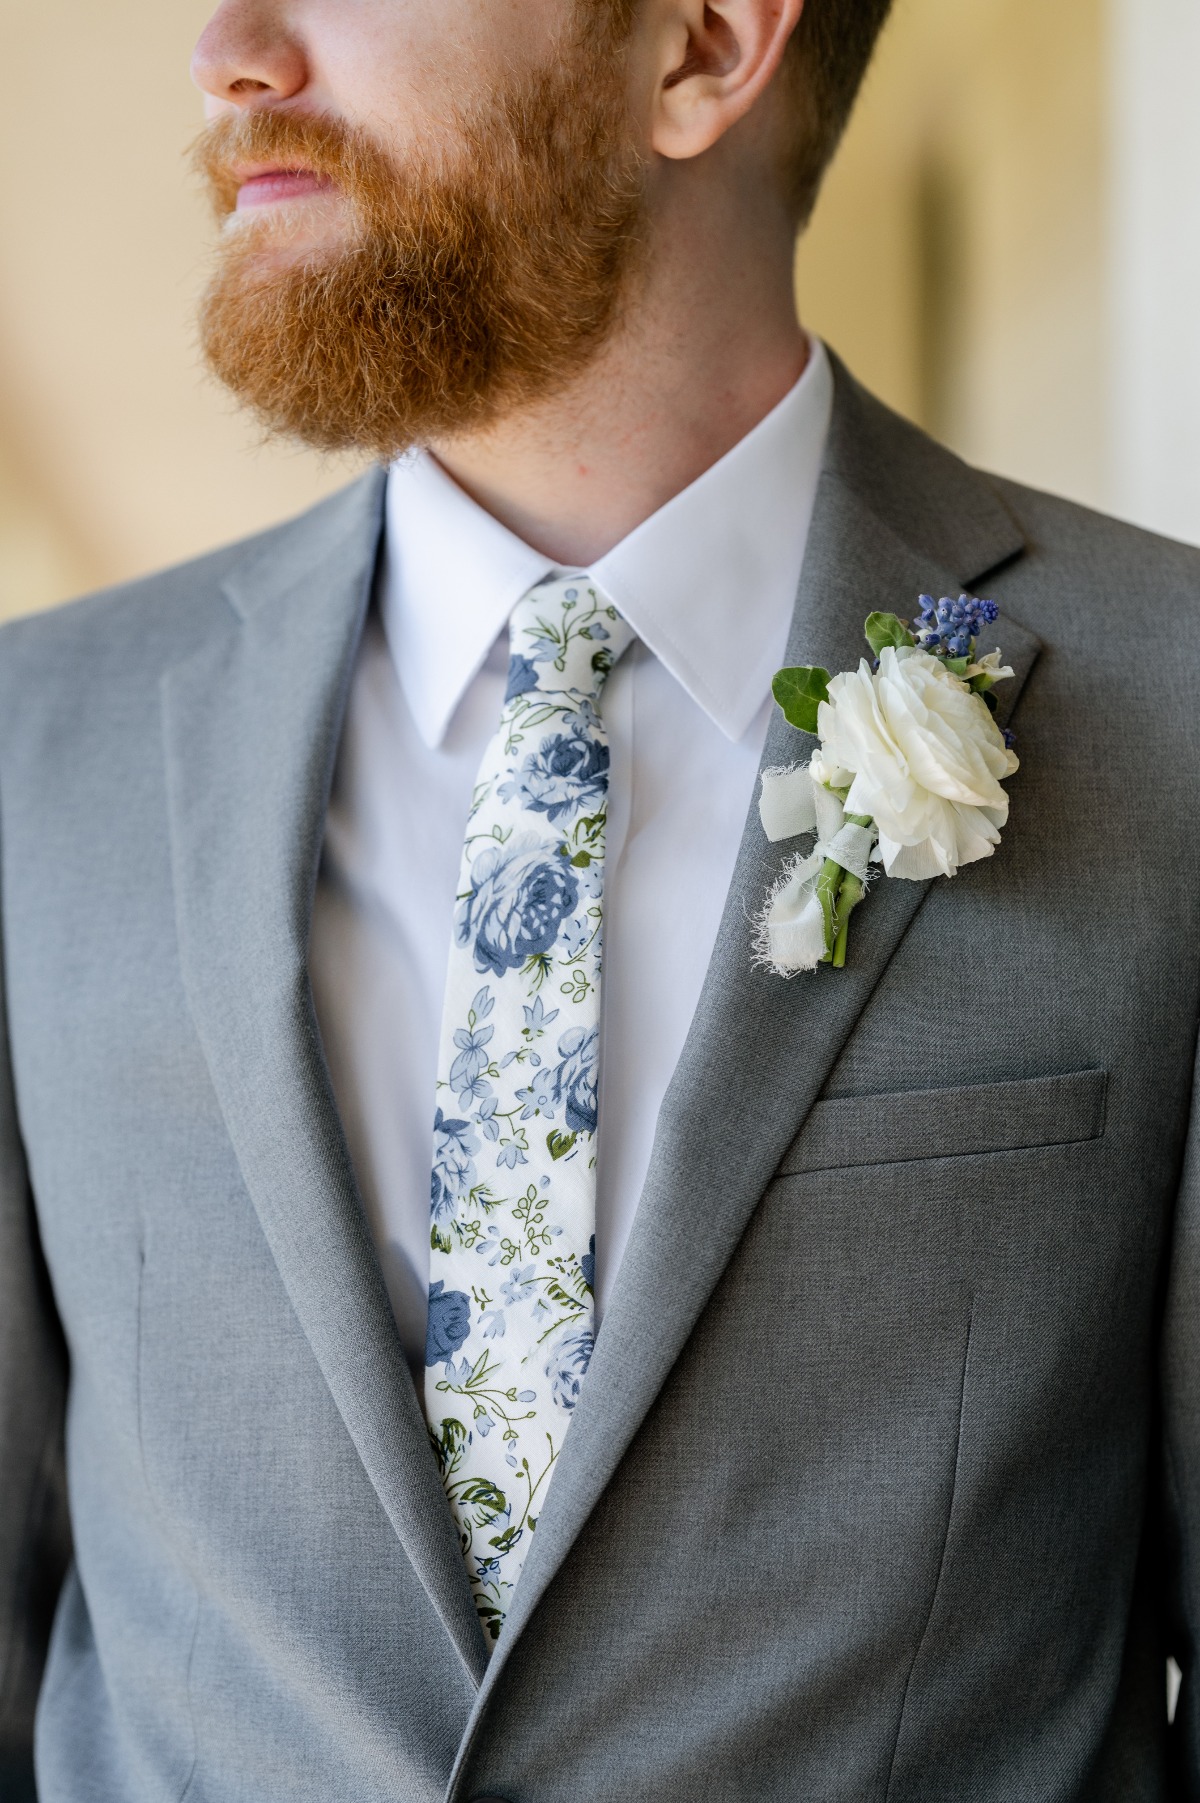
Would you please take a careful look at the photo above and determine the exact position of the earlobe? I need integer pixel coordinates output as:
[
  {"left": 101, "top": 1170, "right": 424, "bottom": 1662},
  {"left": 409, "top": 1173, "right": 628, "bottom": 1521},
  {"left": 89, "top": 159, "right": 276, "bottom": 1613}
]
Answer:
[{"left": 649, "top": 0, "right": 804, "bottom": 162}]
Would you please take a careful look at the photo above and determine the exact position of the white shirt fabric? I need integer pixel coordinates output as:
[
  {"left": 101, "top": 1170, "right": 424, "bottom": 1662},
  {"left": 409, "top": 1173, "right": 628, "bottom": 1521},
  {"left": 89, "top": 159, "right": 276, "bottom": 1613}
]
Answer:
[{"left": 309, "top": 337, "right": 834, "bottom": 1374}]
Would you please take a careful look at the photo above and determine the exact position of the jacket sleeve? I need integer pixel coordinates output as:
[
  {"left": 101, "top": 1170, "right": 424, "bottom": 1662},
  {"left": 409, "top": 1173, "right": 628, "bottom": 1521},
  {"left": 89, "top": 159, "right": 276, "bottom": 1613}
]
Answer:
[
  {"left": 1162, "top": 1031, "right": 1200, "bottom": 1797},
  {"left": 0, "top": 829, "right": 70, "bottom": 1801}
]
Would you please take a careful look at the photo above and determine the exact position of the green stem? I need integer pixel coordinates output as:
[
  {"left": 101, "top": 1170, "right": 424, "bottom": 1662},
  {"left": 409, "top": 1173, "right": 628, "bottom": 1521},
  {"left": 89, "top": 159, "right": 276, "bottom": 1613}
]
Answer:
[
  {"left": 830, "top": 814, "right": 873, "bottom": 969},
  {"left": 814, "top": 859, "right": 843, "bottom": 962},
  {"left": 831, "top": 873, "right": 865, "bottom": 968}
]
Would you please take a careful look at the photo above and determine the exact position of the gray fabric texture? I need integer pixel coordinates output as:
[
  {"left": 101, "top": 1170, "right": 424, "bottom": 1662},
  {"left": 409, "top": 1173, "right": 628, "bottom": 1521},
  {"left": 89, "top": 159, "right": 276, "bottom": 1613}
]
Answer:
[
  {"left": 779, "top": 1068, "right": 1109, "bottom": 1173},
  {"left": 1, "top": 354, "right": 1199, "bottom": 1799}
]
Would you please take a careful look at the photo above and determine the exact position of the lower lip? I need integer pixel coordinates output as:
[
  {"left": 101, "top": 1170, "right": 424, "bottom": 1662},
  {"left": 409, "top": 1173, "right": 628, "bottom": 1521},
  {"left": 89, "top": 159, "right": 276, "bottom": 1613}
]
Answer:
[{"left": 235, "top": 170, "right": 336, "bottom": 211}]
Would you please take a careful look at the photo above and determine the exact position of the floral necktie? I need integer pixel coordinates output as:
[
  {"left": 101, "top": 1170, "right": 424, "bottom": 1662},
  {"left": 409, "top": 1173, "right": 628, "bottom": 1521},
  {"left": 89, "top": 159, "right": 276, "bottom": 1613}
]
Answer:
[{"left": 423, "top": 575, "right": 634, "bottom": 1642}]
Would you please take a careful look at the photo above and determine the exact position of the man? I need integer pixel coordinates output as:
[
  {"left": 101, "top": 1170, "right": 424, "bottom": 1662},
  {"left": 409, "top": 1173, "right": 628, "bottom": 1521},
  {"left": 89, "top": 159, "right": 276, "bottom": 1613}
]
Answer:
[{"left": 3, "top": 0, "right": 1200, "bottom": 1795}]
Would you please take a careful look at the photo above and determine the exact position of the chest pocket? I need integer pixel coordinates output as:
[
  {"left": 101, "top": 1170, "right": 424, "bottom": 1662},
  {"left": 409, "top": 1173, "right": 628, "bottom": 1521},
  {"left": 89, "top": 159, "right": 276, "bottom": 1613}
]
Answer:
[{"left": 779, "top": 1067, "right": 1108, "bottom": 1175}]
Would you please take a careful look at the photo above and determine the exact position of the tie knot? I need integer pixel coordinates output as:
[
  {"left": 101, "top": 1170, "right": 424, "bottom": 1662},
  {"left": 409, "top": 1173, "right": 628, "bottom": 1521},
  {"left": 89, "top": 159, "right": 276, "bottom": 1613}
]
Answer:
[{"left": 505, "top": 576, "right": 634, "bottom": 708}]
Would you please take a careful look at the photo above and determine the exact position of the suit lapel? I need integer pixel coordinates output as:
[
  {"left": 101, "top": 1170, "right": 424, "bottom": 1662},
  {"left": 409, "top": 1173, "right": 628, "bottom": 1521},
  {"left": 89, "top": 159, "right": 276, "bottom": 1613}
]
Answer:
[
  {"left": 161, "top": 471, "right": 489, "bottom": 1685},
  {"left": 461, "top": 365, "right": 1043, "bottom": 1714}
]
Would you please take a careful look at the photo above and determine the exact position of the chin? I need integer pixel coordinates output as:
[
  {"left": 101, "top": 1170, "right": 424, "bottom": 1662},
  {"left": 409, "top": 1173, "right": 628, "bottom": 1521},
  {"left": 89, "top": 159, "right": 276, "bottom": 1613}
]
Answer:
[{"left": 222, "top": 196, "right": 354, "bottom": 261}]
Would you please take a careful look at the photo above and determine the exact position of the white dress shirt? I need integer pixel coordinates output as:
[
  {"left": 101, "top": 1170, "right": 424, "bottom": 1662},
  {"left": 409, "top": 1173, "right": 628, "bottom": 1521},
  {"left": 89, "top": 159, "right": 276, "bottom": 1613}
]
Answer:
[{"left": 309, "top": 338, "right": 834, "bottom": 1373}]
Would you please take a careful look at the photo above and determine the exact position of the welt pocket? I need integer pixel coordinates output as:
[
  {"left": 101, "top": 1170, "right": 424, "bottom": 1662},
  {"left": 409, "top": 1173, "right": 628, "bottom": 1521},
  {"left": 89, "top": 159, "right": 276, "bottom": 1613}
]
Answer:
[{"left": 777, "top": 1068, "right": 1108, "bottom": 1176}]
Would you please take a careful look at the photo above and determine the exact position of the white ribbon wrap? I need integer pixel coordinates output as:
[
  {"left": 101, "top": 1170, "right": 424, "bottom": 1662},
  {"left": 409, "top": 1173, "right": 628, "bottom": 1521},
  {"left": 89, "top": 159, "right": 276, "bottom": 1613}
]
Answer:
[
  {"left": 756, "top": 764, "right": 878, "bottom": 975},
  {"left": 758, "top": 765, "right": 818, "bottom": 842}
]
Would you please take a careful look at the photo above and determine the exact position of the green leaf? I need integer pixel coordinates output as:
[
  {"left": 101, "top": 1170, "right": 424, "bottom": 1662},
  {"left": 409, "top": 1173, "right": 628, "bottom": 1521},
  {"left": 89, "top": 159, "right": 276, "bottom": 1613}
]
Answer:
[
  {"left": 461, "top": 1478, "right": 509, "bottom": 1521},
  {"left": 547, "top": 1129, "right": 577, "bottom": 1162},
  {"left": 944, "top": 655, "right": 970, "bottom": 678},
  {"left": 488, "top": 1524, "right": 525, "bottom": 1554},
  {"left": 431, "top": 1417, "right": 467, "bottom": 1476},
  {"left": 864, "top": 611, "right": 916, "bottom": 657},
  {"left": 771, "top": 666, "right": 830, "bottom": 735}
]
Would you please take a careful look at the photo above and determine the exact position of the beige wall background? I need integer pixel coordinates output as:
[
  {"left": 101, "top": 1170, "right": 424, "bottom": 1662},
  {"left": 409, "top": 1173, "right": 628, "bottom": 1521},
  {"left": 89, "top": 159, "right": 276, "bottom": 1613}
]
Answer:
[
  {"left": 0, "top": 0, "right": 1180, "bottom": 624},
  {"left": 799, "top": 0, "right": 1106, "bottom": 508}
]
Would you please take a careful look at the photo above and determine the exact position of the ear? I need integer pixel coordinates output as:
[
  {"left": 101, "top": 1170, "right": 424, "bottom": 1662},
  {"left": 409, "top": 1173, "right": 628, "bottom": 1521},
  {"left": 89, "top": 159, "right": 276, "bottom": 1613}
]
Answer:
[{"left": 647, "top": 0, "right": 806, "bottom": 161}]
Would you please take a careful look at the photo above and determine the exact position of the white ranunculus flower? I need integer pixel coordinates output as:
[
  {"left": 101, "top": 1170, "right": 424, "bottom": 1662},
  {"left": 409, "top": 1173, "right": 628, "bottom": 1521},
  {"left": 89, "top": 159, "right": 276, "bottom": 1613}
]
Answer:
[{"left": 810, "top": 645, "right": 1019, "bottom": 881}]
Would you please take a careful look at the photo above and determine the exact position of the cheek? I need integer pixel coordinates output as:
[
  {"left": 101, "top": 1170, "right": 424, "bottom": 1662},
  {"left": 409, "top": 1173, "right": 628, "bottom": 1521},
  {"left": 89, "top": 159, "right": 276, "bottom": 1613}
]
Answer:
[
  {"left": 302, "top": 0, "right": 561, "bottom": 157},
  {"left": 300, "top": 0, "right": 464, "bottom": 153}
]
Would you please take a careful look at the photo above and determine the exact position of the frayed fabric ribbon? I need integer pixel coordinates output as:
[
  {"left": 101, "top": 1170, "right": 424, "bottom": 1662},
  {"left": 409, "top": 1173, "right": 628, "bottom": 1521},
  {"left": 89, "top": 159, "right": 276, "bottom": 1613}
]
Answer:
[{"left": 755, "top": 765, "right": 878, "bottom": 974}]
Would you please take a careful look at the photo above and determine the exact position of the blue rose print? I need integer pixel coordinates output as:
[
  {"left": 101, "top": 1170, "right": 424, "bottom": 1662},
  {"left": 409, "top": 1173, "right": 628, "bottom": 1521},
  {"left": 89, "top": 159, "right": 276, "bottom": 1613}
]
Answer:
[
  {"left": 499, "top": 729, "right": 610, "bottom": 823},
  {"left": 549, "top": 1025, "right": 600, "bottom": 1135},
  {"left": 426, "top": 1281, "right": 471, "bottom": 1367},
  {"left": 580, "top": 1235, "right": 595, "bottom": 1293},
  {"left": 430, "top": 1108, "right": 480, "bottom": 1228},
  {"left": 456, "top": 835, "right": 580, "bottom": 977},
  {"left": 545, "top": 1324, "right": 594, "bottom": 1410}
]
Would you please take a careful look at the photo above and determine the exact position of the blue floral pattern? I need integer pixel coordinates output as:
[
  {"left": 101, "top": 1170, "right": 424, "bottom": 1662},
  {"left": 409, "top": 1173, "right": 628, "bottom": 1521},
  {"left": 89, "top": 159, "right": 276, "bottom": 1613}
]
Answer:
[
  {"left": 455, "top": 835, "right": 581, "bottom": 978},
  {"left": 424, "top": 578, "right": 633, "bottom": 1642},
  {"left": 498, "top": 727, "right": 610, "bottom": 822},
  {"left": 425, "top": 1281, "right": 472, "bottom": 1365}
]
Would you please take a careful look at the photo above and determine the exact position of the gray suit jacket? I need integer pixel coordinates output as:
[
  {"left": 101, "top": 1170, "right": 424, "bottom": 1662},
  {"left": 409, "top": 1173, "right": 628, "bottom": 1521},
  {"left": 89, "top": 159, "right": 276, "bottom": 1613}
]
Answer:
[{"left": 4, "top": 358, "right": 1200, "bottom": 1801}]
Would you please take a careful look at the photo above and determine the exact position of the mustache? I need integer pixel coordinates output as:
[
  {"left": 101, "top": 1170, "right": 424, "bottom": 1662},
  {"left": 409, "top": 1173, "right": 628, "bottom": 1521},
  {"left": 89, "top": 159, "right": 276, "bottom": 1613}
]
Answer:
[{"left": 189, "top": 110, "right": 389, "bottom": 219}]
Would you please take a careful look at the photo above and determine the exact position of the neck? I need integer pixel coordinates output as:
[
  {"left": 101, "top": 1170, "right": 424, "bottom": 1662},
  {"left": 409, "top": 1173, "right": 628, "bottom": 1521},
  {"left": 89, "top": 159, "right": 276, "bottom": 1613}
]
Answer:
[{"left": 427, "top": 187, "right": 808, "bottom": 567}]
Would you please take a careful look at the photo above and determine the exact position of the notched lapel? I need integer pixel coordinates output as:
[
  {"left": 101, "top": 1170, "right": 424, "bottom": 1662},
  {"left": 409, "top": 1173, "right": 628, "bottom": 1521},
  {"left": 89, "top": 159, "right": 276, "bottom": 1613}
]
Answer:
[
  {"left": 466, "top": 372, "right": 1043, "bottom": 1702},
  {"left": 160, "top": 471, "right": 488, "bottom": 1684}
]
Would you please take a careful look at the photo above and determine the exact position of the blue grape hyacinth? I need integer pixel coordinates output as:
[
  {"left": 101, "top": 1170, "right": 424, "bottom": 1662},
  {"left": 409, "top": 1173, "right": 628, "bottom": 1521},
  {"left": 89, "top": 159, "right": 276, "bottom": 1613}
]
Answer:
[{"left": 912, "top": 593, "right": 999, "bottom": 659}]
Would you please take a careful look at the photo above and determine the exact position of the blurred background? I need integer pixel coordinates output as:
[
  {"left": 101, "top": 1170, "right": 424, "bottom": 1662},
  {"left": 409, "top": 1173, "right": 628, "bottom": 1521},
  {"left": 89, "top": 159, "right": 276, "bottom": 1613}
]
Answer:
[{"left": 0, "top": 0, "right": 1196, "bottom": 622}]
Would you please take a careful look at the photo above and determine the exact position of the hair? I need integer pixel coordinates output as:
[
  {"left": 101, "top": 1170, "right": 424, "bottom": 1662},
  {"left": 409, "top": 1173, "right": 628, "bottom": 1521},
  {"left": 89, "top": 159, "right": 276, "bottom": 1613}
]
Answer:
[
  {"left": 588, "top": 0, "right": 896, "bottom": 226},
  {"left": 781, "top": 0, "right": 897, "bottom": 222}
]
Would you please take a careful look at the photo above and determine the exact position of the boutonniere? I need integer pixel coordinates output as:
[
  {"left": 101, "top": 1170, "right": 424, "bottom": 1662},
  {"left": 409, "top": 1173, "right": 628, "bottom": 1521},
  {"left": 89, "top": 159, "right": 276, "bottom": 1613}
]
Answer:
[{"left": 756, "top": 594, "right": 1019, "bottom": 974}]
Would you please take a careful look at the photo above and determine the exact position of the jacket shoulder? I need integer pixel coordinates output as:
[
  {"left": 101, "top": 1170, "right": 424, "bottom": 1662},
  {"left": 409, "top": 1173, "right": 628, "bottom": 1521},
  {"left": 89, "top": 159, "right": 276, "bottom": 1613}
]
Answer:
[
  {"left": 989, "top": 472, "right": 1200, "bottom": 589},
  {"left": 0, "top": 468, "right": 385, "bottom": 684},
  {"left": 828, "top": 350, "right": 1200, "bottom": 599}
]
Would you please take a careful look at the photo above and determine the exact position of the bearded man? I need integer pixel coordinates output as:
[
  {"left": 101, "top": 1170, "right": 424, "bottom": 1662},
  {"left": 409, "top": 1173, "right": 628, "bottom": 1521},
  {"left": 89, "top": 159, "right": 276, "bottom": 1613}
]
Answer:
[{"left": 4, "top": 0, "right": 1200, "bottom": 1797}]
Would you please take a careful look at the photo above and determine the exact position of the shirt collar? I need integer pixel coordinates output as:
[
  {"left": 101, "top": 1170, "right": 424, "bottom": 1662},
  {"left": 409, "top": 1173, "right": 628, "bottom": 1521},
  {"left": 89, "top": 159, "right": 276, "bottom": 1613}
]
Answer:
[
  {"left": 380, "top": 336, "right": 833, "bottom": 749},
  {"left": 379, "top": 452, "right": 550, "bottom": 749}
]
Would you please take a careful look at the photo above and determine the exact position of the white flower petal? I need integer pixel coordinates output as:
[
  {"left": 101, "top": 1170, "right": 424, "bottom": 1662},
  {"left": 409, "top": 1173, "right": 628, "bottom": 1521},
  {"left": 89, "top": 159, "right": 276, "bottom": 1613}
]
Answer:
[{"left": 817, "top": 646, "right": 1017, "bottom": 881}]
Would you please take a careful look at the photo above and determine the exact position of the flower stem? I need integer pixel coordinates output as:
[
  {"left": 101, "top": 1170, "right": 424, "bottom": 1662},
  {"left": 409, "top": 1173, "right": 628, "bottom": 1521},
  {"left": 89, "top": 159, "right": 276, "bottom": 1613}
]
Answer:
[
  {"left": 815, "top": 859, "right": 843, "bottom": 962},
  {"left": 830, "top": 813, "right": 873, "bottom": 969},
  {"left": 831, "top": 873, "right": 865, "bottom": 968}
]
